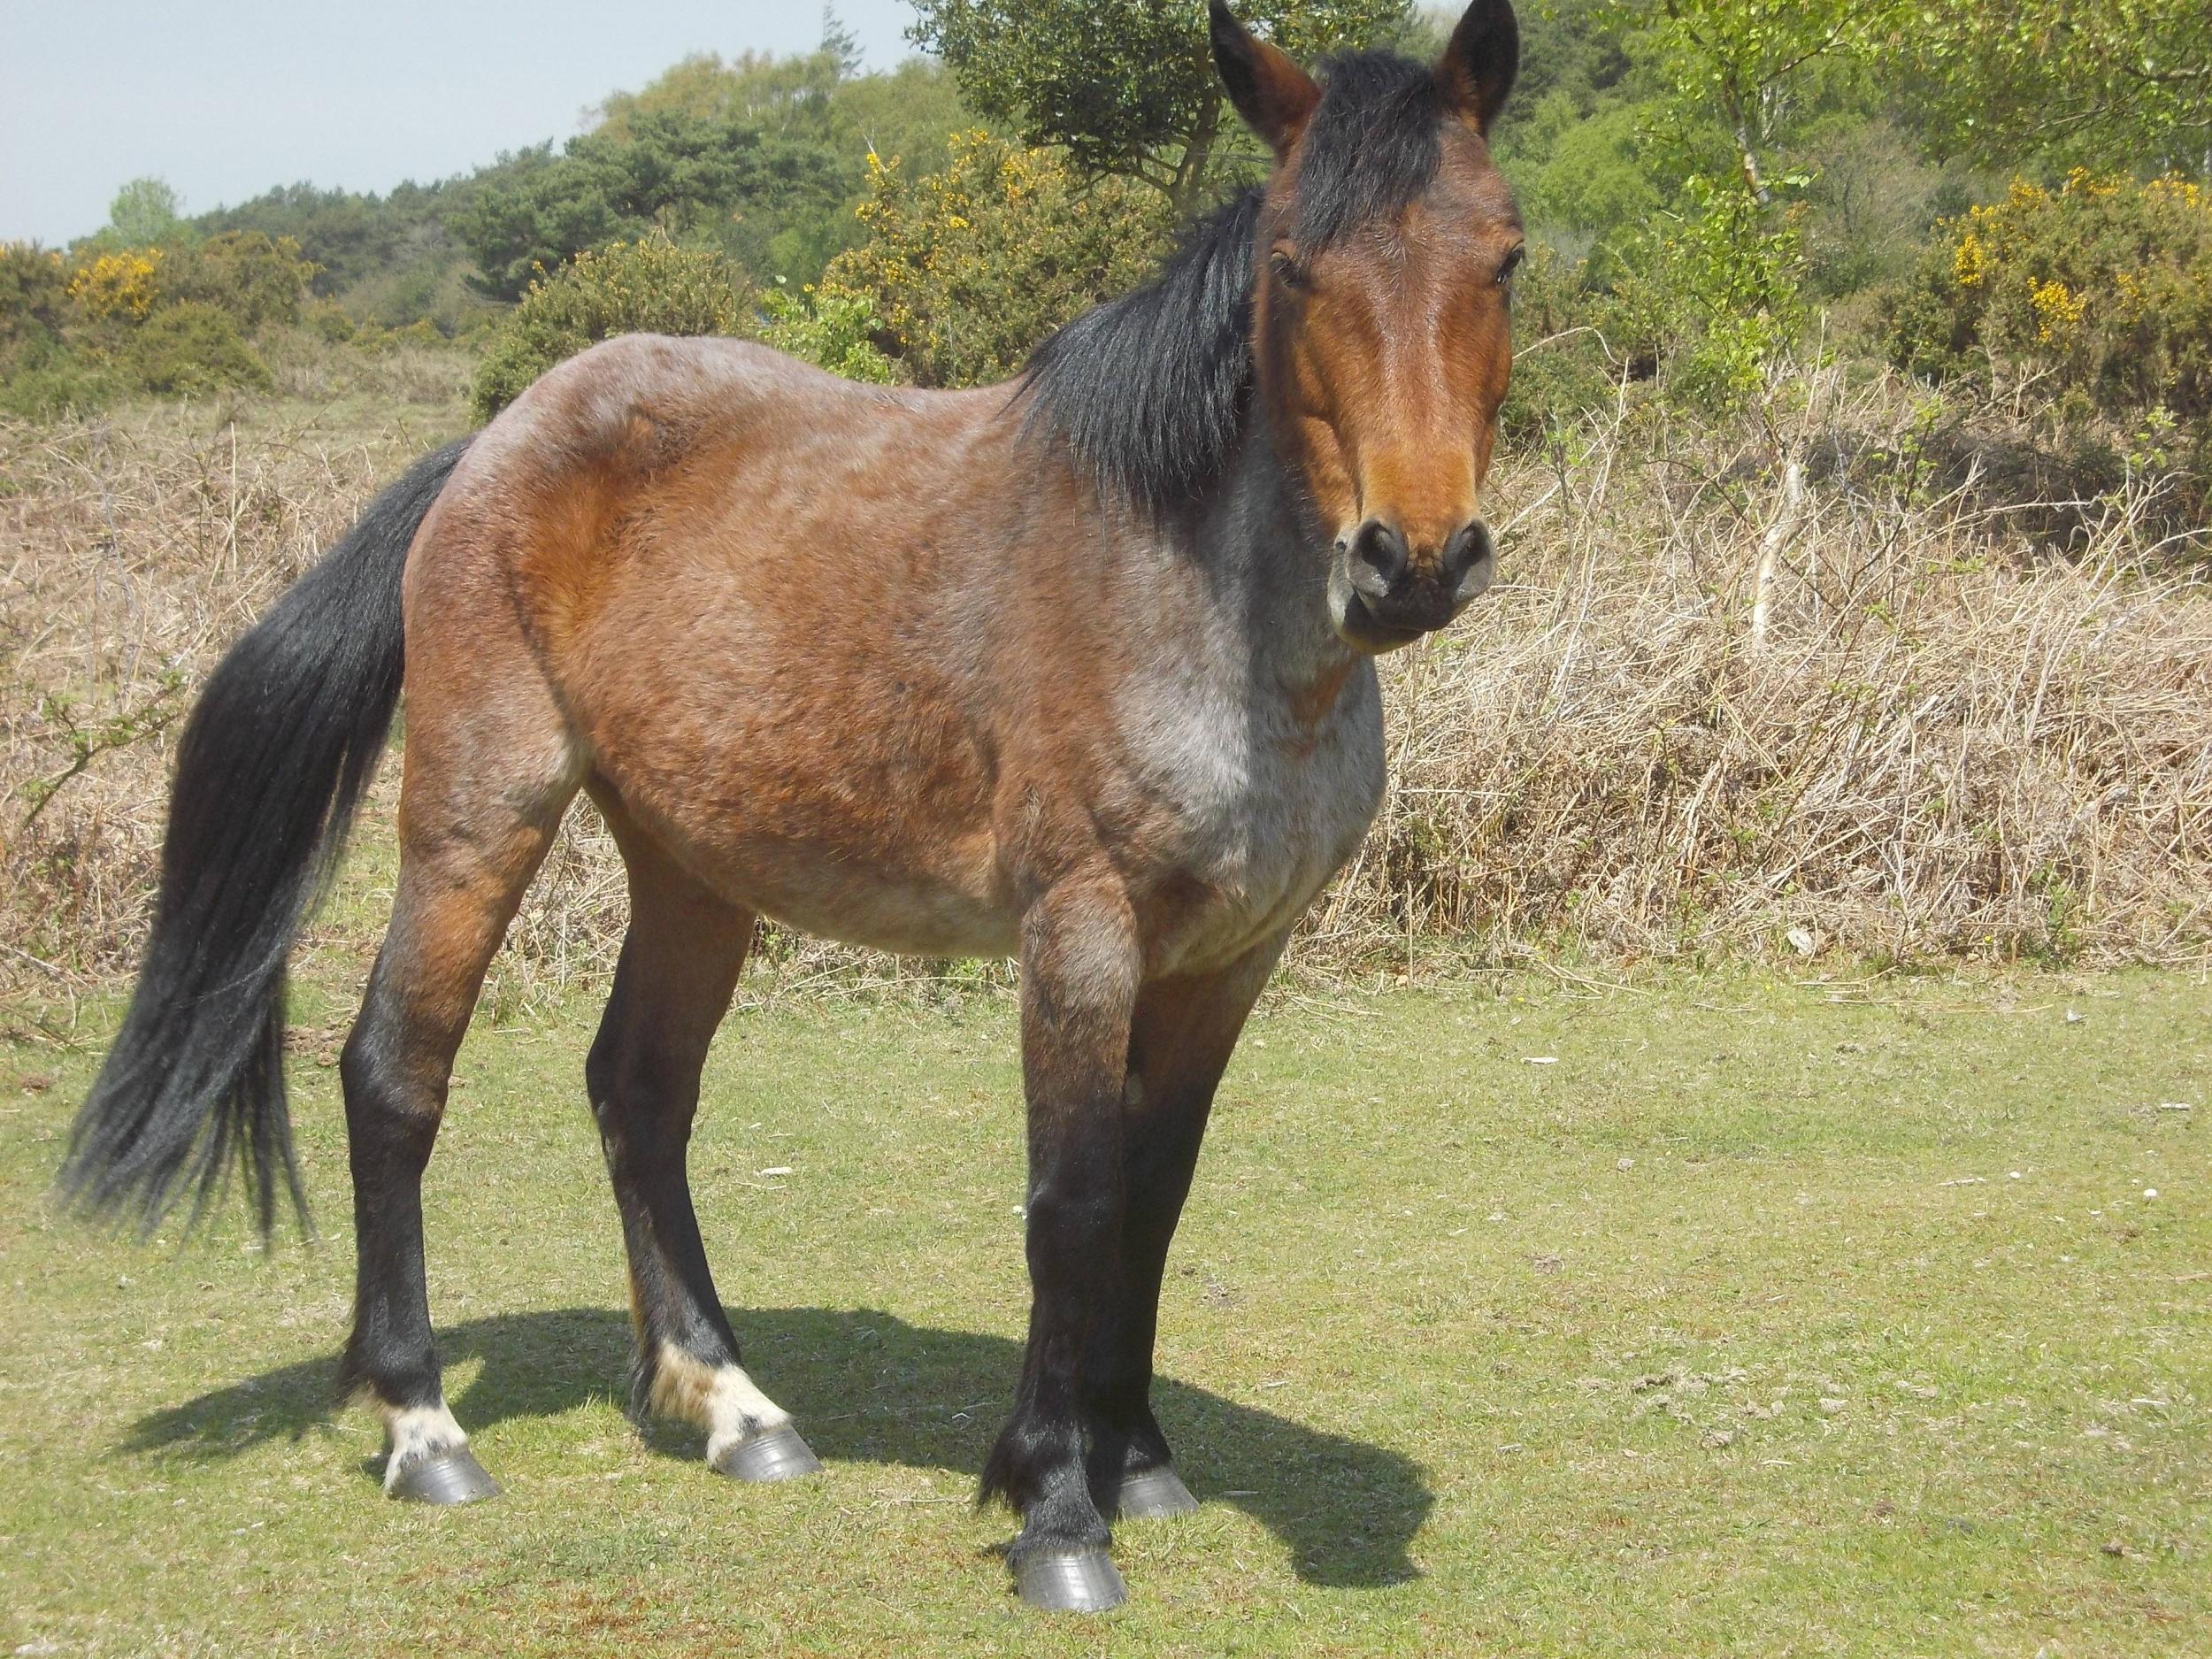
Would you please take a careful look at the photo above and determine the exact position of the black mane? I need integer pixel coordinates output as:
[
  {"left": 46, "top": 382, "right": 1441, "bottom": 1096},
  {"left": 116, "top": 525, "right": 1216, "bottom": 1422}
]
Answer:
[{"left": 1022, "top": 51, "right": 1450, "bottom": 512}]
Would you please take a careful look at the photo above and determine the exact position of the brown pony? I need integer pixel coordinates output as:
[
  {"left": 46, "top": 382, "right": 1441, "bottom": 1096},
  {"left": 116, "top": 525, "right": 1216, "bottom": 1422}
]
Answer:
[{"left": 65, "top": 0, "right": 1524, "bottom": 1613}]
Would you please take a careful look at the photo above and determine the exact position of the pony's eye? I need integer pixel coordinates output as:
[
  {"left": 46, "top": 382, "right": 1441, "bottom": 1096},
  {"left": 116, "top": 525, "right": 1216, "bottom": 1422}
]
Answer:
[
  {"left": 1496, "top": 244, "right": 1526, "bottom": 287},
  {"left": 1270, "top": 244, "right": 1310, "bottom": 290}
]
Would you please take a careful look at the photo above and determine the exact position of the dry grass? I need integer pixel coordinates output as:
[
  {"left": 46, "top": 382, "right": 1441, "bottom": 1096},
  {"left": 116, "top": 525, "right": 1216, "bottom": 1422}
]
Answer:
[
  {"left": 1331, "top": 365, "right": 2212, "bottom": 970},
  {"left": 4, "top": 362, "right": 2208, "bottom": 1017}
]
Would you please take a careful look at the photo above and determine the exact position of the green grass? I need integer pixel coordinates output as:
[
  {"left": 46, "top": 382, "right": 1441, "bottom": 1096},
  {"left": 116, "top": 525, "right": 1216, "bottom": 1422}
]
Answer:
[{"left": 4, "top": 970, "right": 2208, "bottom": 1655}]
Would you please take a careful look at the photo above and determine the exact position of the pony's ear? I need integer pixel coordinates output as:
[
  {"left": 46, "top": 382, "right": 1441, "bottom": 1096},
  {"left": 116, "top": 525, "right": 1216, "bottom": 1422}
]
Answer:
[
  {"left": 1434, "top": 0, "right": 1519, "bottom": 134},
  {"left": 1210, "top": 1, "right": 1321, "bottom": 157}
]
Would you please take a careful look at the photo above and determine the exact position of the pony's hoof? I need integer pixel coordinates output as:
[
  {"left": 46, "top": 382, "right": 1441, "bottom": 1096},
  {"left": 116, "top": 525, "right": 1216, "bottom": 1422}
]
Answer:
[
  {"left": 1014, "top": 1548, "right": 1128, "bottom": 1614},
  {"left": 712, "top": 1423, "right": 824, "bottom": 1483},
  {"left": 389, "top": 1447, "right": 501, "bottom": 1504},
  {"left": 1111, "top": 1465, "right": 1198, "bottom": 1519}
]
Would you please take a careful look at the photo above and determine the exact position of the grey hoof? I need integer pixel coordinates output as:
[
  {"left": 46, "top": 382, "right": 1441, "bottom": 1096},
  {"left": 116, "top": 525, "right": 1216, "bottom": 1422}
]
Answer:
[
  {"left": 389, "top": 1447, "right": 500, "bottom": 1504},
  {"left": 1014, "top": 1548, "right": 1128, "bottom": 1614},
  {"left": 1111, "top": 1465, "right": 1198, "bottom": 1519},
  {"left": 712, "top": 1423, "right": 824, "bottom": 1483}
]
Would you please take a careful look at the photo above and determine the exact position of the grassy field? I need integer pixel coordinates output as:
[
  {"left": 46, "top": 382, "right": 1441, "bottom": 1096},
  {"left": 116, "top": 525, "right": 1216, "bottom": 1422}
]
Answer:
[{"left": 2, "top": 968, "right": 2207, "bottom": 1656}]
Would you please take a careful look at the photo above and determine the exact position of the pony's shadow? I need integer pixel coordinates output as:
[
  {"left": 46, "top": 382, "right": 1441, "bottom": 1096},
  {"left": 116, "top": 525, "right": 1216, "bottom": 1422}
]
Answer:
[{"left": 125, "top": 1307, "right": 1430, "bottom": 1589}]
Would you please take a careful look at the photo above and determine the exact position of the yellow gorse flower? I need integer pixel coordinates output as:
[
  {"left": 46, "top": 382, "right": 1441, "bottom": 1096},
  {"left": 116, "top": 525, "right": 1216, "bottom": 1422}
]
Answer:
[
  {"left": 1952, "top": 231, "right": 1985, "bottom": 288},
  {"left": 2029, "top": 277, "right": 2085, "bottom": 344},
  {"left": 67, "top": 247, "right": 164, "bottom": 320}
]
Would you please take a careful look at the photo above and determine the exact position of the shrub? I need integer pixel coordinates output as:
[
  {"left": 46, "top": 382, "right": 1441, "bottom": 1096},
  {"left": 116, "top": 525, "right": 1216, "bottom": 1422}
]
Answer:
[
  {"left": 472, "top": 239, "right": 753, "bottom": 418},
  {"left": 0, "top": 245, "right": 71, "bottom": 347},
  {"left": 119, "top": 302, "right": 271, "bottom": 396},
  {"left": 164, "top": 231, "right": 319, "bottom": 331},
  {"left": 756, "top": 280, "right": 900, "bottom": 382},
  {"left": 816, "top": 134, "right": 1165, "bottom": 388},
  {"left": 1606, "top": 178, "right": 1810, "bottom": 415},
  {"left": 0, "top": 335, "right": 123, "bottom": 419},
  {"left": 66, "top": 248, "right": 165, "bottom": 324},
  {"left": 1891, "top": 172, "right": 2212, "bottom": 433},
  {"left": 1498, "top": 244, "right": 1625, "bottom": 442}
]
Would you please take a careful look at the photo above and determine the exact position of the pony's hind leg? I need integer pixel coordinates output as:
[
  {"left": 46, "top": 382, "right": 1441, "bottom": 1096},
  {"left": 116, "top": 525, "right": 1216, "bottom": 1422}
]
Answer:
[
  {"left": 338, "top": 619, "right": 580, "bottom": 1501},
  {"left": 339, "top": 811, "right": 569, "bottom": 1499},
  {"left": 586, "top": 804, "right": 818, "bottom": 1481}
]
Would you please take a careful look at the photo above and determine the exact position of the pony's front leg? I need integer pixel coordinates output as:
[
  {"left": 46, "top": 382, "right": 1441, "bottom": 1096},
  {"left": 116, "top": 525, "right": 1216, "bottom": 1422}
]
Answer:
[{"left": 982, "top": 876, "right": 1141, "bottom": 1613}]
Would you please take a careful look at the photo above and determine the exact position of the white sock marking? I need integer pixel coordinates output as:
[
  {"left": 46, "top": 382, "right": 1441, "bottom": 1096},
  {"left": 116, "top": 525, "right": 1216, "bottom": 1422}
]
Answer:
[
  {"left": 649, "top": 1344, "right": 792, "bottom": 1463},
  {"left": 380, "top": 1400, "right": 467, "bottom": 1492}
]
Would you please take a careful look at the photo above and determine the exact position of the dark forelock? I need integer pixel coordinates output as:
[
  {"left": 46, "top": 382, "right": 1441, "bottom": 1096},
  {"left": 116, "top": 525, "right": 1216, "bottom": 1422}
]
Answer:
[{"left": 1291, "top": 52, "right": 1449, "bottom": 250}]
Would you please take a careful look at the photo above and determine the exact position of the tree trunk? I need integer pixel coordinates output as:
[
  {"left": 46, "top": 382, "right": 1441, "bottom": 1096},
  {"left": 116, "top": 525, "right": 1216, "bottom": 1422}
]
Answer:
[
  {"left": 1168, "top": 91, "right": 1225, "bottom": 220},
  {"left": 1736, "top": 129, "right": 1770, "bottom": 207}
]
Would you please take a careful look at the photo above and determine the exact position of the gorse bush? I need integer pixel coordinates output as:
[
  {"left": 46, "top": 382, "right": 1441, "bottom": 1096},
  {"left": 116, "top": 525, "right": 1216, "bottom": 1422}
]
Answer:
[
  {"left": 58, "top": 234, "right": 317, "bottom": 334},
  {"left": 162, "top": 231, "right": 318, "bottom": 331},
  {"left": 65, "top": 248, "right": 165, "bottom": 323},
  {"left": 1887, "top": 171, "right": 2212, "bottom": 522},
  {"left": 0, "top": 233, "right": 319, "bottom": 414},
  {"left": 1892, "top": 172, "right": 2212, "bottom": 431},
  {"left": 1, "top": 242, "right": 120, "bottom": 416},
  {"left": 470, "top": 239, "right": 754, "bottom": 418},
  {"left": 815, "top": 134, "right": 1164, "bottom": 388},
  {"left": 0, "top": 246, "right": 71, "bottom": 348},
  {"left": 120, "top": 302, "right": 272, "bottom": 396}
]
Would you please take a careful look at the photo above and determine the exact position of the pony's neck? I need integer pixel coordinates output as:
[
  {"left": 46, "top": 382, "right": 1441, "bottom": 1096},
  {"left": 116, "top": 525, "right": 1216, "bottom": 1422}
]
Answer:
[{"left": 1191, "top": 401, "right": 1364, "bottom": 692}]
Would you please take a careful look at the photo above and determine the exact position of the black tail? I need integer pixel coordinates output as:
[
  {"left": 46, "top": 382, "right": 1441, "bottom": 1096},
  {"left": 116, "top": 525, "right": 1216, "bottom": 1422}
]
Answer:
[{"left": 59, "top": 438, "right": 472, "bottom": 1238}]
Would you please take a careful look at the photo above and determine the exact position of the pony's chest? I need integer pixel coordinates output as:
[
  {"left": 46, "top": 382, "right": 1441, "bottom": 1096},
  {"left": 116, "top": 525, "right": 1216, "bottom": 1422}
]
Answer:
[{"left": 1114, "top": 661, "right": 1385, "bottom": 967}]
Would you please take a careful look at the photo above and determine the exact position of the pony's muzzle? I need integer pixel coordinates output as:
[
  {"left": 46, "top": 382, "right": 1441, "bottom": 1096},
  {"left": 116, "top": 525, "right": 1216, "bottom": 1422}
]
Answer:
[{"left": 1335, "top": 516, "right": 1494, "bottom": 646}]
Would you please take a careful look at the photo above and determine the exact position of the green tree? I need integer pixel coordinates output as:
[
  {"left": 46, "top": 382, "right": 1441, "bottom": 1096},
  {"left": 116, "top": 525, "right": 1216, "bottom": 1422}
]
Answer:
[
  {"left": 453, "top": 111, "right": 848, "bottom": 299},
  {"left": 1566, "top": 0, "right": 1883, "bottom": 404},
  {"left": 105, "top": 178, "right": 184, "bottom": 246},
  {"left": 1613, "top": 0, "right": 1879, "bottom": 207},
  {"left": 1609, "top": 173, "right": 1809, "bottom": 411},
  {"left": 908, "top": 0, "right": 1413, "bottom": 212},
  {"left": 1519, "top": 99, "right": 1665, "bottom": 248},
  {"left": 1907, "top": 0, "right": 2210, "bottom": 174},
  {"left": 593, "top": 48, "right": 842, "bottom": 142}
]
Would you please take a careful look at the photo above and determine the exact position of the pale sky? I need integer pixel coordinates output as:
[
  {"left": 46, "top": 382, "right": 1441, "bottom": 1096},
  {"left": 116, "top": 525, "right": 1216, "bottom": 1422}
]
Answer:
[{"left": 0, "top": 1, "right": 926, "bottom": 246}]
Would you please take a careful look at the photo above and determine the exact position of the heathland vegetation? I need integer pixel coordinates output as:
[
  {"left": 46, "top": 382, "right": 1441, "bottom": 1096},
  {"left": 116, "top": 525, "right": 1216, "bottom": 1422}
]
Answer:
[{"left": 4, "top": 0, "right": 2209, "bottom": 1012}]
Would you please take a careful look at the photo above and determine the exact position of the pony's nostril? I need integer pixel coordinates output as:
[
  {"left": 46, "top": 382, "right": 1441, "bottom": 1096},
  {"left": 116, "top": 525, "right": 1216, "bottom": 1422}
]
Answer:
[
  {"left": 1444, "top": 520, "right": 1495, "bottom": 600},
  {"left": 1348, "top": 518, "right": 1410, "bottom": 599}
]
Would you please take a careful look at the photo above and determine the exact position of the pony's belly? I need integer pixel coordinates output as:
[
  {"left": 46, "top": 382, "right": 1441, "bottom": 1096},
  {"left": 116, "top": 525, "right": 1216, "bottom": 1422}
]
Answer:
[
  {"left": 740, "top": 863, "right": 1020, "bottom": 959},
  {"left": 634, "top": 806, "right": 1018, "bottom": 959}
]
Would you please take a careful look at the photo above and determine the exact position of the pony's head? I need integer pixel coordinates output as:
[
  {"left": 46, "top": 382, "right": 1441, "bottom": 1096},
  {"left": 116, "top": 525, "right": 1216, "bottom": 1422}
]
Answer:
[{"left": 1214, "top": 0, "right": 1522, "bottom": 652}]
